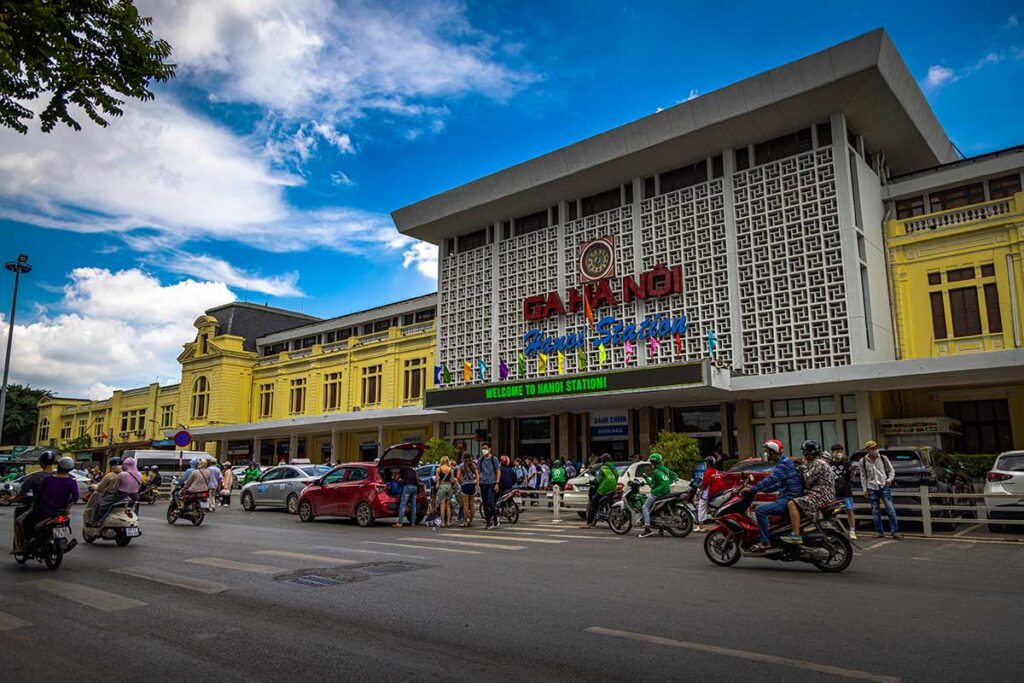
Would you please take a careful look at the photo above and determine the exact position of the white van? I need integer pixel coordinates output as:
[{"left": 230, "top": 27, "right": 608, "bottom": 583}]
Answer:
[{"left": 122, "top": 450, "right": 211, "bottom": 478}]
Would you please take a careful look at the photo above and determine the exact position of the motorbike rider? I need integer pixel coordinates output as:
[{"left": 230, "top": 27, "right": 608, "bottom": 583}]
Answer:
[
  {"left": 638, "top": 452, "right": 678, "bottom": 539},
  {"left": 550, "top": 459, "right": 567, "bottom": 490},
  {"left": 742, "top": 439, "right": 803, "bottom": 553},
  {"left": 149, "top": 465, "right": 163, "bottom": 489},
  {"left": 174, "top": 457, "right": 201, "bottom": 509},
  {"left": 16, "top": 456, "right": 79, "bottom": 552},
  {"left": 695, "top": 456, "right": 719, "bottom": 533},
  {"left": 242, "top": 461, "right": 261, "bottom": 486},
  {"left": 498, "top": 455, "right": 516, "bottom": 495},
  {"left": 582, "top": 454, "right": 618, "bottom": 529},
  {"left": 781, "top": 440, "right": 836, "bottom": 544},
  {"left": 88, "top": 456, "right": 140, "bottom": 527},
  {"left": 11, "top": 450, "right": 57, "bottom": 553}
]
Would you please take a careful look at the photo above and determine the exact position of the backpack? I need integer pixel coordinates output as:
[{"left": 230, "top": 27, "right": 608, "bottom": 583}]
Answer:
[{"left": 386, "top": 480, "right": 402, "bottom": 496}]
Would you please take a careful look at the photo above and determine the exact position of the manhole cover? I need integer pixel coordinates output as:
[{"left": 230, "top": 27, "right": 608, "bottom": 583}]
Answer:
[
  {"left": 288, "top": 575, "right": 343, "bottom": 587},
  {"left": 352, "top": 561, "right": 423, "bottom": 576},
  {"left": 274, "top": 561, "right": 434, "bottom": 587}
]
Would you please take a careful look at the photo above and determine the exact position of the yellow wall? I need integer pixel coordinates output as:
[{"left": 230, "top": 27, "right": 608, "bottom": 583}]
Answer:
[{"left": 888, "top": 191, "right": 1023, "bottom": 359}]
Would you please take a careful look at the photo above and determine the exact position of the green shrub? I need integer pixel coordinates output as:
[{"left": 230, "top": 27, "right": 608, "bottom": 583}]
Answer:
[
  {"left": 949, "top": 453, "right": 999, "bottom": 479},
  {"left": 650, "top": 431, "right": 702, "bottom": 479},
  {"left": 421, "top": 437, "right": 456, "bottom": 465}
]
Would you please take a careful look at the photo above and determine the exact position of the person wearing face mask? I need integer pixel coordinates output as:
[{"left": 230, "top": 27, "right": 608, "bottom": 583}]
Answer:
[
  {"left": 857, "top": 441, "right": 901, "bottom": 539},
  {"left": 828, "top": 444, "right": 858, "bottom": 539},
  {"left": 87, "top": 456, "right": 130, "bottom": 527},
  {"left": 477, "top": 444, "right": 502, "bottom": 530}
]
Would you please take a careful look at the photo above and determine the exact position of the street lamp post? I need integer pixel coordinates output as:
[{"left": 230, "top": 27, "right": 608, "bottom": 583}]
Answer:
[{"left": 0, "top": 254, "right": 32, "bottom": 446}]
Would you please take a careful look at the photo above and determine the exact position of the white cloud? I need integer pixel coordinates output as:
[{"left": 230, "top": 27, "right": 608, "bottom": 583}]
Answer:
[
  {"left": 1007, "top": 15, "right": 1019, "bottom": 28},
  {"left": 686, "top": 89, "right": 699, "bottom": 101},
  {"left": 1, "top": 268, "right": 235, "bottom": 397},
  {"left": 402, "top": 241, "right": 439, "bottom": 279},
  {"left": 330, "top": 172, "right": 354, "bottom": 187},
  {"left": 154, "top": 253, "right": 304, "bottom": 297},
  {"left": 924, "top": 64, "right": 956, "bottom": 89}
]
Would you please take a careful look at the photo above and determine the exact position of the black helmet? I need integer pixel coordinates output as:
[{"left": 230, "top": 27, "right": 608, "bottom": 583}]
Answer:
[
  {"left": 38, "top": 449, "right": 58, "bottom": 466},
  {"left": 704, "top": 456, "right": 716, "bottom": 468},
  {"left": 56, "top": 456, "right": 75, "bottom": 472},
  {"left": 801, "top": 440, "right": 821, "bottom": 455},
  {"left": 108, "top": 456, "right": 122, "bottom": 467}
]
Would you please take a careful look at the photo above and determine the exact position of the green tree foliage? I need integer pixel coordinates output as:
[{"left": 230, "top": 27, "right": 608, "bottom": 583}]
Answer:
[
  {"left": 61, "top": 433, "right": 92, "bottom": 452},
  {"left": 422, "top": 437, "right": 456, "bottom": 465},
  {"left": 650, "top": 430, "right": 702, "bottom": 478},
  {"left": 1, "top": 383, "right": 52, "bottom": 445},
  {"left": 0, "top": 0, "right": 175, "bottom": 133}
]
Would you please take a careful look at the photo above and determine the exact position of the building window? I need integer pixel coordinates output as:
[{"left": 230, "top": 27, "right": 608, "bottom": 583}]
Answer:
[
  {"left": 643, "top": 176, "right": 656, "bottom": 199},
  {"left": 816, "top": 121, "right": 832, "bottom": 147},
  {"left": 659, "top": 160, "right": 707, "bottom": 194},
  {"left": 988, "top": 173, "right": 1021, "bottom": 200},
  {"left": 754, "top": 128, "right": 812, "bottom": 166},
  {"left": 289, "top": 378, "right": 306, "bottom": 414},
  {"left": 300, "top": 335, "right": 317, "bottom": 349},
  {"left": 929, "top": 183, "right": 984, "bottom": 212},
  {"left": 946, "top": 267, "right": 974, "bottom": 282},
  {"left": 258, "top": 383, "right": 274, "bottom": 418},
  {"left": 457, "top": 228, "right": 488, "bottom": 253},
  {"left": 711, "top": 154, "right": 723, "bottom": 179},
  {"left": 414, "top": 309, "right": 435, "bottom": 323},
  {"left": 323, "top": 373, "right": 342, "bottom": 411},
  {"left": 929, "top": 292, "right": 947, "bottom": 340},
  {"left": 403, "top": 358, "right": 425, "bottom": 402},
  {"left": 373, "top": 319, "right": 392, "bottom": 333},
  {"left": 60, "top": 420, "right": 72, "bottom": 440},
  {"left": 945, "top": 400, "right": 1013, "bottom": 453},
  {"left": 160, "top": 404, "right": 174, "bottom": 428},
  {"left": 119, "top": 409, "right": 146, "bottom": 434},
  {"left": 984, "top": 284, "right": 1003, "bottom": 333},
  {"left": 262, "top": 342, "right": 287, "bottom": 357},
  {"left": 580, "top": 187, "right": 622, "bottom": 217},
  {"left": 38, "top": 418, "right": 49, "bottom": 443},
  {"left": 361, "top": 365, "right": 382, "bottom": 406},
  {"left": 93, "top": 417, "right": 104, "bottom": 438},
  {"left": 513, "top": 209, "right": 549, "bottom": 237},
  {"left": 201, "top": 335, "right": 209, "bottom": 354},
  {"left": 77, "top": 418, "right": 88, "bottom": 437},
  {"left": 735, "top": 148, "right": 750, "bottom": 171},
  {"left": 948, "top": 287, "right": 982, "bottom": 337},
  {"left": 191, "top": 376, "right": 209, "bottom": 419},
  {"left": 895, "top": 196, "right": 926, "bottom": 219}
]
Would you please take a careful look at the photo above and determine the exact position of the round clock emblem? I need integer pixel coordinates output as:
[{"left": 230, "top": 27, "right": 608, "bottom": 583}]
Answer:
[{"left": 579, "top": 237, "right": 615, "bottom": 282}]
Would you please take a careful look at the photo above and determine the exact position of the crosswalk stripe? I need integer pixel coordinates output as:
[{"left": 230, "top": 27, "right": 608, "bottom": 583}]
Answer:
[
  {"left": 364, "top": 541, "right": 481, "bottom": 555},
  {"left": 399, "top": 537, "right": 525, "bottom": 551},
  {"left": 32, "top": 579, "right": 147, "bottom": 612},
  {"left": 252, "top": 550, "right": 357, "bottom": 565},
  {"left": 445, "top": 532, "right": 564, "bottom": 544},
  {"left": 110, "top": 567, "right": 229, "bottom": 594},
  {"left": 311, "top": 545, "right": 428, "bottom": 560},
  {"left": 0, "top": 611, "right": 31, "bottom": 631},
  {"left": 185, "top": 557, "right": 287, "bottom": 574}
]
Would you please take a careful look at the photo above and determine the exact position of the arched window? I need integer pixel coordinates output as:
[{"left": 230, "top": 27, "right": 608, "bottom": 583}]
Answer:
[
  {"left": 191, "top": 376, "right": 210, "bottom": 419},
  {"left": 38, "top": 418, "right": 50, "bottom": 443}
]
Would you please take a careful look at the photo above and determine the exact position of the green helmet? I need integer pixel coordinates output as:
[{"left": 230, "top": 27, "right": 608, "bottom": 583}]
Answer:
[{"left": 648, "top": 453, "right": 663, "bottom": 463}]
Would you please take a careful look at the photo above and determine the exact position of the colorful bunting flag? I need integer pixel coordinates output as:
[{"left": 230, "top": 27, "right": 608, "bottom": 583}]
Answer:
[
  {"left": 624, "top": 340, "right": 634, "bottom": 364},
  {"left": 707, "top": 329, "right": 718, "bottom": 359},
  {"left": 649, "top": 336, "right": 660, "bottom": 356},
  {"left": 598, "top": 343, "right": 607, "bottom": 366},
  {"left": 557, "top": 350, "right": 565, "bottom": 375},
  {"left": 499, "top": 358, "right": 510, "bottom": 380},
  {"left": 434, "top": 365, "right": 442, "bottom": 384},
  {"left": 442, "top": 365, "right": 452, "bottom": 383},
  {"left": 517, "top": 353, "right": 527, "bottom": 375},
  {"left": 584, "top": 291, "right": 595, "bottom": 331},
  {"left": 478, "top": 359, "right": 487, "bottom": 380},
  {"left": 577, "top": 347, "right": 586, "bottom": 371},
  {"left": 674, "top": 332, "right": 683, "bottom": 356},
  {"left": 538, "top": 352, "right": 548, "bottom": 374},
  {"left": 463, "top": 361, "right": 471, "bottom": 382}
]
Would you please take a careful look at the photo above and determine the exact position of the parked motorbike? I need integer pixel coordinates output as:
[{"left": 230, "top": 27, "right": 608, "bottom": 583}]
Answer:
[
  {"left": 703, "top": 488, "right": 853, "bottom": 573},
  {"left": 608, "top": 479, "right": 694, "bottom": 537},
  {"left": 167, "top": 490, "right": 208, "bottom": 526},
  {"left": 82, "top": 497, "right": 142, "bottom": 546},
  {"left": 497, "top": 489, "right": 521, "bottom": 524},
  {"left": 14, "top": 513, "right": 76, "bottom": 569}
]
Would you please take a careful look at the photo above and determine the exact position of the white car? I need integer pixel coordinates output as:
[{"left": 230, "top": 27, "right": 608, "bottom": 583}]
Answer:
[
  {"left": 562, "top": 461, "right": 691, "bottom": 517},
  {"left": 984, "top": 450, "right": 1024, "bottom": 533}
]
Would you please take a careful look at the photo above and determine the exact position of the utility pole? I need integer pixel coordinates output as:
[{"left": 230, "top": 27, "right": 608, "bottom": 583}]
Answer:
[{"left": 0, "top": 254, "right": 31, "bottom": 446}]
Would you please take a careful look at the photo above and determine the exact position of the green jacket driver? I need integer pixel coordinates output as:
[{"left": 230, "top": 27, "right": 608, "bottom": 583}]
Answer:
[
  {"left": 551, "top": 460, "right": 567, "bottom": 487},
  {"left": 639, "top": 453, "right": 678, "bottom": 538}
]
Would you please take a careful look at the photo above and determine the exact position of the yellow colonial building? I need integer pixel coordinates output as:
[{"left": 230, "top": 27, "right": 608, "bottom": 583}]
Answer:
[
  {"left": 883, "top": 145, "right": 1023, "bottom": 452},
  {"left": 36, "top": 296, "right": 440, "bottom": 465}
]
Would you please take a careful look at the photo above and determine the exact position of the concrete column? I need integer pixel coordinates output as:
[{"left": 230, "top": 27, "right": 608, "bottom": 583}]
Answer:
[
  {"left": 377, "top": 425, "right": 385, "bottom": 457},
  {"left": 288, "top": 433, "right": 298, "bottom": 462},
  {"left": 638, "top": 407, "right": 652, "bottom": 456},
  {"left": 330, "top": 429, "right": 338, "bottom": 464},
  {"left": 719, "top": 403, "right": 730, "bottom": 455},
  {"left": 557, "top": 413, "right": 571, "bottom": 460},
  {"left": 856, "top": 391, "right": 875, "bottom": 449},
  {"left": 581, "top": 412, "right": 591, "bottom": 460},
  {"left": 219, "top": 439, "right": 228, "bottom": 460},
  {"left": 721, "top": 146, "right": 744, "bottom": 369},
  {"left": 510, "top": 419, "right": 519, "bottom": 459},
  {"left": 735, "top": 401, "right": 753, "bottom": 459},
  {"left": 253, "top": 437, "right": 262, "bottom": 465}
]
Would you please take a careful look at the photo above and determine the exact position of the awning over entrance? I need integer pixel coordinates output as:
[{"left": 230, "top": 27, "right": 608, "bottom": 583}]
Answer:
[{"left": 185, "top": 406, "right": 448, "bottom": 441}]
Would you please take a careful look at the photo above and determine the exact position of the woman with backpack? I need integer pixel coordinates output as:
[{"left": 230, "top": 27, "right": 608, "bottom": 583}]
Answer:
[{"left": 456, "top": 452, "right": 479, "bottom": 528}]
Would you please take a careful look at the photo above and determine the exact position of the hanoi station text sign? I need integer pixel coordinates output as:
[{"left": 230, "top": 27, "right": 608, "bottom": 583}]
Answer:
[{"left": 425, "top": 362, "right": 704, "bottom": 409}]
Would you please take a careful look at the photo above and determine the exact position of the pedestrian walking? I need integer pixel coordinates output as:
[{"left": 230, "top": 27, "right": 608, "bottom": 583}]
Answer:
[
  {"left": 478, "top": 444, "right": 501, "bottom": 529},
  {"left": 857, "top": 440, "right": 902, "bottom": 539},
  {"left": 828, "top": 443, "right": 857, "bottom": 539},
  {"left": 220, "top": 461, "right": 233, "bottom": 506},
  {"left": 434, "top": 456, "right": 456, "bottom": 527},
  {"left": 393, "top": 464, "right": 420, "bottom": 528},
  {"left": 207, "top": 459, "right": 223, "bottom": 511},
  {"left": 512, "top": 458, "right": 527, "bottom": 487},
  {"left": 457, "top": 452, "right": 479, "bottom": 527},
  {"left": 540, "top": 460, "right": 551, "bottom": 489}
]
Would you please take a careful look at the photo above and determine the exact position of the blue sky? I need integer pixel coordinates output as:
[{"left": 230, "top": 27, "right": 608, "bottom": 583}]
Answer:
[{"left": 1, "top": 0, "right": 1022, "bottom": 397}]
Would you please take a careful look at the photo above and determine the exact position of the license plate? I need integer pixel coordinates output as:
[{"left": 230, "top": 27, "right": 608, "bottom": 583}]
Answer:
[
  {"left": 125, "top": 527, "right": 141, "bottom": 537},
  {"left": 199, "top": 501, "right": 209, "bottom": 509},
  {"left": 52, "top": 526, "right": 71, "bottom": 539}
]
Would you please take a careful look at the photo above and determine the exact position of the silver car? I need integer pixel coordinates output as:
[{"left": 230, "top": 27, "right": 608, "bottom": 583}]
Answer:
[{"left": 240, "top": 464, "right": 330, "bottom": 514}]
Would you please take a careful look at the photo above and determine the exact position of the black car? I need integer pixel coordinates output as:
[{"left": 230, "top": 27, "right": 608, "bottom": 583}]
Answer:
[{"left": 851, "top": 446, "right": 974, "bottom": 530}]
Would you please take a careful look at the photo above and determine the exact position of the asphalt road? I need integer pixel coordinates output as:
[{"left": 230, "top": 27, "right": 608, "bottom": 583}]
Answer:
[{"left": 0, "top": 501, "right": 1021, "bottom": 683}]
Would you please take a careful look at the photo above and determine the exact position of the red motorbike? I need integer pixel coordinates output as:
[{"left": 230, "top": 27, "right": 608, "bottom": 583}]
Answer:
[{"left": 703, "top": 488, "right": 853, "bottom": 573}]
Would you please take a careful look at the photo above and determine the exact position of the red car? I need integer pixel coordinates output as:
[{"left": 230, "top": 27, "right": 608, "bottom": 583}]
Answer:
[
  {"left": 710, "top": 458, "right": 777, "bottom": 502},
  {"left": 296, "top": 443, "right": 428, "bottom": 527}
]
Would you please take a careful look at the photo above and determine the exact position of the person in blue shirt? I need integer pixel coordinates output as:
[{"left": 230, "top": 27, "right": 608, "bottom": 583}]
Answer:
[
  {"left": 744, "top": 440, "right": 804, "bottom": 553},
  {"left": 173, "top": 458, "right": 201, "bottom": 509}
]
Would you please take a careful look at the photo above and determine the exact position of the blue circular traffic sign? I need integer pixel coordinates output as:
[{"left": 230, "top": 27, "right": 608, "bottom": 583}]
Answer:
[{"left": 173, "top": 430, "right": 192, "bottom": 448}]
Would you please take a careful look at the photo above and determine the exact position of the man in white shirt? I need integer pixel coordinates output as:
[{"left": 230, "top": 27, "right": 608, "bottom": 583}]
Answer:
[{"left": 857, "top": 441, "right": 902, "bottom": 539}]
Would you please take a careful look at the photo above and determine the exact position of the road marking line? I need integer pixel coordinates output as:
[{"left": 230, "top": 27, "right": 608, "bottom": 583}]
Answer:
[
  {"left": 0, "top": 611, "right": 30, "bottom": 631},
  {"left": 910, "top": 557, "right": 930, "bottom": 561},
  {"left": 110, "top": 567, "right": 229, "bottom": 594},
  {"left": 185, "top": 557, "right": 288, "bottom": 574},
  {"left": 364, "top": 541, "right": 480, "bottom": 555},
  {"left": 398, "top": 537, "right": 525, "bottom": 551},
  {"left": 452, "top": 532, "right": 565, "bottom": 544},
  {"left": 862, "top": 540, "right": 894, "bottom": 552},
  {"left": 252, "top": 550, "right": 358, "bottom": 565},
  {"left": 32, "top": 579, "right": 147, "bottom": 613},
  {"left": 509, "top": 526, "right": 569, "bottom": 532},
  {"left": 953, "top": 523, "right": 982, "bottom": 537},
  {"left": 311, "top": 545, "right": 427, "bottom": 560},
  {"left": 584, "top": 627, "right": 900, "bottom": 683}
]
